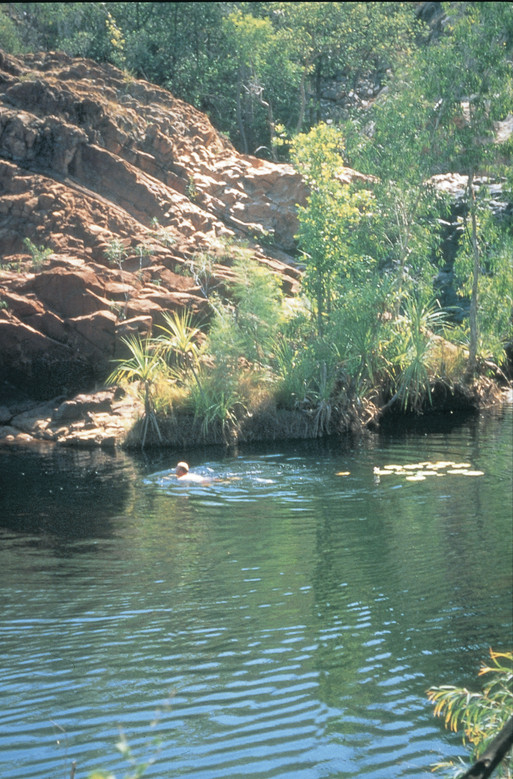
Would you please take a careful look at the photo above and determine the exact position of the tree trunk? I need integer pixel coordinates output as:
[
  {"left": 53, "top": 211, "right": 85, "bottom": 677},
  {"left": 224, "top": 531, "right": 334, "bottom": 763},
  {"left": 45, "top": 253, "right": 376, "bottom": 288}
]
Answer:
[
  {"left": 467, "top": 171, "right": 479, "bottom": 378},
  {"left": 296, "top": 67, "right": 307, "bottom": 133},
  {"left": 236, "top": 67, "right": 248, "bottom": 154}
]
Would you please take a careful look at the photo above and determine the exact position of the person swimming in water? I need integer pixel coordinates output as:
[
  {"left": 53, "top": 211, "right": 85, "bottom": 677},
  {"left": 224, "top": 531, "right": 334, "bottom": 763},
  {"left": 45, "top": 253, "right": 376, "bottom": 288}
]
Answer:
[{"left": 175, "top": 461, "right": 210, "bottom": 484}]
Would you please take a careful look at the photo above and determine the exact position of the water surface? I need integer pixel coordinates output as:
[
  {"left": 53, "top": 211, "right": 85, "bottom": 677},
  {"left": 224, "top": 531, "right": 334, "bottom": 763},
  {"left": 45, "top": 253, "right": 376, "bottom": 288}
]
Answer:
[{"left": 0, "top": 404, "right": 512, "bottom": 778}]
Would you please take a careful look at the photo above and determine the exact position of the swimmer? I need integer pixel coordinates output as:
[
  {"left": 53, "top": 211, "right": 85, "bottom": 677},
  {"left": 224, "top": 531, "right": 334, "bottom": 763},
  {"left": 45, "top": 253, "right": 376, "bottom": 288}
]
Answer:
[{"left": 175, "top": 461, "right": 210, "bottom": 484}]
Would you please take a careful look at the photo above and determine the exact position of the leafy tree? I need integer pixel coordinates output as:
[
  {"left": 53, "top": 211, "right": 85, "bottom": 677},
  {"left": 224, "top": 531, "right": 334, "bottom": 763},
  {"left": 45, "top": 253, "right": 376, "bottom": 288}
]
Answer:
[
  {"left": 343, "top": 2, "right": 513, "bottom": 376},
  {"left": 5, "top": 2, "right": 421, "bottom": 155},
  {"left": 221, "top": 10, "right": 277, "bottom": 155},
  {"left": 0, "top": 6, "right": 23, "bottom": 52},
  {"left": 9, "top": 3, "right": 114, "bottom": 60},
  {"left": 256, "top": 2, "right": 419, "bottom": 133},
  {"left": 421, "top": 2, "right": 513, "bottom": 375},
  {"left": 452, "top": 203, "right": 513, "bottom": 369},
  {"left": 399, "top": 2, "right": 513, "bottom": 375},
  {"left": 341, "top": 38, "right": 450, "bottom": 314},
  {"left": 117, "top": 3, "right": 229, "bottom": 106},
  {"left": 290, "top": 123, "right": 376, "bottom": 335}
]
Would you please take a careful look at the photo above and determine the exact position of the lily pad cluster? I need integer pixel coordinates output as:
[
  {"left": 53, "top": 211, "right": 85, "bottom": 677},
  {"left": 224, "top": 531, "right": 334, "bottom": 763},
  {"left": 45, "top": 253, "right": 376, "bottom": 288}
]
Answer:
[{"left": 373, "top": 461, "right": 484, "bottom": 482}]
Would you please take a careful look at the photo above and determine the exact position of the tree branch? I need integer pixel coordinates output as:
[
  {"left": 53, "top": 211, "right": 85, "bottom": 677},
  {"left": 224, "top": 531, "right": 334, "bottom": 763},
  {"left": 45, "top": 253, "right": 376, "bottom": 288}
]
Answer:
[{"left": 459, "top": 715, "right": 513, "bottom": 779}]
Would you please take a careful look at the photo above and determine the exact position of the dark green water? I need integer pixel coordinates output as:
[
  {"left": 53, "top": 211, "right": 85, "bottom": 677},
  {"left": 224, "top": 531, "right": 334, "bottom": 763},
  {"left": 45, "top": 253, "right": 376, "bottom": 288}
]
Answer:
[{"left": 0, "top": 403, "right": 512, "bottom": 779}]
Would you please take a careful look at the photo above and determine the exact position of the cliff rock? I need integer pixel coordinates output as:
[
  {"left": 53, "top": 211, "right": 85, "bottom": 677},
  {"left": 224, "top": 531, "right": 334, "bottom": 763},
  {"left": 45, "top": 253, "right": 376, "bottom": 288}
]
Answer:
[{"left": 0, "top": 50, "right": 314, "bottom": 400}]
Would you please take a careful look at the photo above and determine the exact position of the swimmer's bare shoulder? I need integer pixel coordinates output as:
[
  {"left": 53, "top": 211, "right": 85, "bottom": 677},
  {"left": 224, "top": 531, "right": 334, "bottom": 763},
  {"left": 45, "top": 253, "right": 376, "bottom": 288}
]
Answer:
[{"left": 175, "top": 461, "right": 211, "bottom": 484}]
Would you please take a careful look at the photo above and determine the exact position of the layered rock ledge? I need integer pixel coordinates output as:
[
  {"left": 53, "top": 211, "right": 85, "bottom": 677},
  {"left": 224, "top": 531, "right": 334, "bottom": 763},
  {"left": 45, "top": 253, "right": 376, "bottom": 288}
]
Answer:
[{"left": 0, "top": 50, "right": 315, "bottom": 401}]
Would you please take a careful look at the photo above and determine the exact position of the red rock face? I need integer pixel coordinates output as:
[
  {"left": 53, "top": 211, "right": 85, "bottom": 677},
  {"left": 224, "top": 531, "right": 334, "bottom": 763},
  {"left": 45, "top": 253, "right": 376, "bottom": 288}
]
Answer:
[{"left": 0, "top": 51, "right": 315, "bottom": 398}]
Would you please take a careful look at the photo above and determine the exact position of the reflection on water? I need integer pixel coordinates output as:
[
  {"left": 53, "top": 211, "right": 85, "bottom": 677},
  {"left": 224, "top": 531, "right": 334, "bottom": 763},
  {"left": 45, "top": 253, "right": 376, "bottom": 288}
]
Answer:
[{"left": 0, "top": 405, "right": 512, "bottom": 778}]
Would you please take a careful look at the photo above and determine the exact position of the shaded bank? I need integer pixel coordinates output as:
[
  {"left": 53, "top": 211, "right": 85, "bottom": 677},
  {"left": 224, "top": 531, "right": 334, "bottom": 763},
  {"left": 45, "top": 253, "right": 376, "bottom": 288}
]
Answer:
[{"left": 0, "top": 379, "right": 510, "bottom": 451}]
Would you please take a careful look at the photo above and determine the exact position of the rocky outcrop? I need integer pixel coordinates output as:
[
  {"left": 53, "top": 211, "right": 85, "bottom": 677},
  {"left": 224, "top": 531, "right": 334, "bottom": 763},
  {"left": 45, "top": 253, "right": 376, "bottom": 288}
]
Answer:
[
  {"left": 0, "top": 387, "right": 142, "bottom": 447},
  {"left": 0, "top": 49, "right": 322, "bottom": 401}
]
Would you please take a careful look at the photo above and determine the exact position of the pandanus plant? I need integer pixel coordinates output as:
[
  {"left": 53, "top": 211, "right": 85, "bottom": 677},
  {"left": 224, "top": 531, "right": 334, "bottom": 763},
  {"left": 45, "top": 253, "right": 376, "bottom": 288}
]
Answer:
[
  {"left": 107, "top": 334, "right": 164, "bottom": 449},
  {"left": 154, "top": 309, "right": 204, "bottom": 394}
]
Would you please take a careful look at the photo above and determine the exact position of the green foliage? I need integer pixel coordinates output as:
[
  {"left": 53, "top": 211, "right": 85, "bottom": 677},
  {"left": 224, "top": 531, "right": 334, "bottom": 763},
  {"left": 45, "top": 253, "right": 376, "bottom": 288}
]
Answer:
[
  {"left": 107, "top": 334, "right": 165, "bottom": 448},
  {"left": 7, "top": 2, "right": 420, "bottom": 154},
  {"left": 154, "top": 309, "right": 204, "bottom": 396},
  {"left": 149, "top": 219, "right": 176, "bottom": 249},
  {"left": 253, "top": 1, "right": 419, "bottom": 138},
  {"left": 12, "top": 1, "right": 513, "bottom": 427},
  {"left": 328, "top": 277, "right": 393, "bottom": 399},
  {"left": 271, "top": 335, "right": 309, "bottom": 409},
  {"left": 427, "top": 649, "right": 513, "bottom": 778},
  {"left": 185, "top": 175, "right": 198, "bottom": 201},
  {"left": 420, "top": 2, "right": 513, "bottom": 374},
  {"left": 155, "top": 310, "right": 202, "bottom": 368},
  {"left": 179, "top": 256, "right": 284, "bottom": 439},
  {"left": 387, "top": 297, "right": 450, "bottom": 411},
  {"left": 222, "top": 9, "right": 279, "bottom": 154},
  {"left": 453, "top": 204, "right": 513, "bottom": 367},
  {"left": 105, "top": 239, "right": 127, "bottom": 269},
  {"left": 107, "top": 334, "right": 164, "bottom": 391},
  {"left": 348, "top": 0, "right": 513, "bottom": 375},
  {"left": 10, "top": 3, "right": 114, "bottom": 60},
  {"left": 229, "top": 254, "right": 284, "bottom": 365},
  {"left": 88, "top": 723, "right": 163, "bottom": 779},
  {"left": 22, "top": 237, "right": 53, "bottom": 270},
  {"left": 189, "top": 365, "right": 245, "bottom": 444},
  {"left": 181, "top": 251, "right": 216, "bottom": 299},
  {"left": 0, "top": 7, "right": 24, "bottom": 52},
  {"left": 290, "top": 123, "right": 377, "bottom": 334}
]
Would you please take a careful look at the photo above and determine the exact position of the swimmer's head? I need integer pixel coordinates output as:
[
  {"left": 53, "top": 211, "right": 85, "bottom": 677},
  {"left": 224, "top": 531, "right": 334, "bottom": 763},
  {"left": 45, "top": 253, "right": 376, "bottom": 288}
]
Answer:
[{"left": 176, "top": 461, "right": 189, "bottom": 478}]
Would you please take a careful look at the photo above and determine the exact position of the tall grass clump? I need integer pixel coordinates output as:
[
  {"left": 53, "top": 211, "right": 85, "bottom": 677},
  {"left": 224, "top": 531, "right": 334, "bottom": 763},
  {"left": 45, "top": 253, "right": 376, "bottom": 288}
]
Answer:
[
  {"left": 328, "top": 276, "right": 394, "bottom": 404},
  {"left": 384, "top": 296, "right": 450, "bottom": 412},
  {"left": 181, "top": 255, "right": 286, "bottom": 441}
]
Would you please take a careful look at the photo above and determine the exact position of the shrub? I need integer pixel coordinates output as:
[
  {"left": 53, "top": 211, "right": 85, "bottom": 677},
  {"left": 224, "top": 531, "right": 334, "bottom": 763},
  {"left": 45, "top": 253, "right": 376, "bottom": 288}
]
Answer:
[
  {"left": 427, "top": 649, "right": 513, "bottom": 778},
  {"left": 385, "top": 296, "right": 449, "bottom": 411},
  {"left": 23, "top": 237, "right": 52, "bottom": 270}
]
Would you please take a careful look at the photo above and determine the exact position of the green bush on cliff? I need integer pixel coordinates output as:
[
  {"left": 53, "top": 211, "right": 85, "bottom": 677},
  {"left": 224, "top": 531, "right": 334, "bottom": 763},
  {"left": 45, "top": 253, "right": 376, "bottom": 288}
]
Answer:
[{"left": 23, "top": 237, "right": 53, "bottom": 270}]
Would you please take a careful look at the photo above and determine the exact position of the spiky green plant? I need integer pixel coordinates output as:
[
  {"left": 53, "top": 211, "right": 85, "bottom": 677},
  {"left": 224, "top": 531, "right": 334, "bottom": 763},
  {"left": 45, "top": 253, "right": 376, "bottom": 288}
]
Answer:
[
  {"left": 271, "top": 336, "right": 309, "bottom": 409},
  {"left": 189, "top": 366, "right": 244, "bottom": 444},
  {"left": 388, "top": 296, "right": 449, "bottom": 412},
  {"left": 107, "top": 335, "right": 165, "bottom": 448},
  {"left": 155, "top": 309, "right": 204, "bottom": 394},
  {"left": 427, "top": 649, "right": 513, "bottom": 778},
  {"left": 328, "top": 277, "right": 392, "bottom": 403}
]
